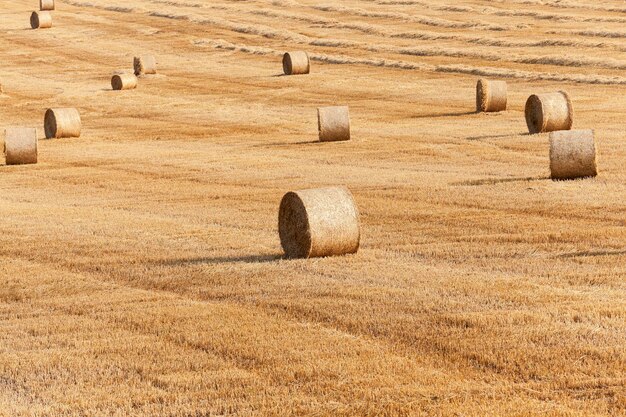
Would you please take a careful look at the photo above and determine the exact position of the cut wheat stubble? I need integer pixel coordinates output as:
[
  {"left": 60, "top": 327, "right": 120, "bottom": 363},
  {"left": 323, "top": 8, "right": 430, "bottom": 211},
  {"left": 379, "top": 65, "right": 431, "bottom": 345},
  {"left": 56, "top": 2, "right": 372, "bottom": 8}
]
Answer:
[
  {"left": 30, "top": 11, "right": 52, "bottom": 29},
  {"left": 525, "top": 91, "right": 573, "bottom": 134},
  {"left": 4, "top": 128, "right": 38, "bottom": 165},
  {"left": 278, "top": 186, "right": 360, "bottom": 259},
  {"left": 549, "top": 129, "right": 597, "bottom": 180},
  {"left": 44, "top": 108, "right": 81, "bottom": 139},
  {"left": 283, "top": 51, "right": 310, "bottom": 75},
  {"left": 134, "top": 56, "right": 157, "bottom": 76},
  {"left": 476, "top": 79, "right": 507, "bottom": 113},
  {"left": 40, "top": 0, "right": 55, "bottom": 11},
  {"left": 318, "top": 106, "right": 350, "bottom": 142},
  {"left": 111, "top": 74, "right": 138, "bottom": 91}
]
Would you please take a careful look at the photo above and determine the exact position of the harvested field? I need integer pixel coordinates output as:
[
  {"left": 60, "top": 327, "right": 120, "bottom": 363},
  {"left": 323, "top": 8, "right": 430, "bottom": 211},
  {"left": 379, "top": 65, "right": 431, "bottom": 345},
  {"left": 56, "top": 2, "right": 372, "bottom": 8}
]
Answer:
[{"left": 0, "top": 0, "right": 625, "bottom": 416}]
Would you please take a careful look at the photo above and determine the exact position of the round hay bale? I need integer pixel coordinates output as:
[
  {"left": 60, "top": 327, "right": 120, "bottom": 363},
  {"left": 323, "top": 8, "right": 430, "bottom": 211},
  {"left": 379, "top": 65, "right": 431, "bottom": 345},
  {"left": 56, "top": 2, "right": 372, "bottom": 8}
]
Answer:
[
  {"left": 525, "top": 91, "right": 573, "bottom": 134},
  {"left": 4, "top": 128, "right": 38, "bottom": 165},
  {"left": 549, "top": 129, "right": 597, "bottom": 180},
  {"left": 318, "top": 106, "right": 350, "bottom": 142},
  {"left": 30, "top": 11, "right": 52, "bottom": 29},
  {"left": 476, "top": 79, "right": 507, "bottom": 112},
  {"left": 278, "top": 186, "right": 360, "bottom": 259},
  {"left": 282, "top": 51, "right": 310, "bottom": 75},
  {"left": 133, "top": 56, "right": 157, "bottom": 76},
  {"left": 111, "top": 73, "right": 138, "bottom": 90},
  {"left": 40, "top": 0, "right": 55, "bottom": 11},
  {"left": 44, "top": 108, "right": 81, "bottom": 139}
]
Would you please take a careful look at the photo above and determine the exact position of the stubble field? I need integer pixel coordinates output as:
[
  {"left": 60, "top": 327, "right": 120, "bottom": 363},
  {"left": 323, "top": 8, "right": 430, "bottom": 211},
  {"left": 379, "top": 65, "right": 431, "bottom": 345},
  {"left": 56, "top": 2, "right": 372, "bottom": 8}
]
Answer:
[{"left": 0, "top": 0, "right": 625, "bottom": 415}]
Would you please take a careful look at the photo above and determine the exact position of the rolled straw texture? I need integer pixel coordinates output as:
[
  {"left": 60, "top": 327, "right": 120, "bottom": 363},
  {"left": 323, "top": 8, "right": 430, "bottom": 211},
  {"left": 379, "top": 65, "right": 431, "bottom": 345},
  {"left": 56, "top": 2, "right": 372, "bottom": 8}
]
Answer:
[
  {"left": 134, "top": 56, "right": 157, "bottom": 76},
  {"left": 44, "top": 108, "right": 81, "bottom": 139},
  {"left": 40, "top": 0, "right": 55, "bottom": 11},
  {"left": 525, "top": 91, "right": 573, "bottom": 134},
  {"left": 476, "top": 79, "right": 507, "bottom": 112},
  {"left": 111, "top": 74, "right": 138, "bottom": 90},
  {"left": 278, "top": 186, "right": 360, "bottom": 259},
  {"left": 549, "top": 129, "right": 597, "bottom": 180},
  {"left": 318, "top": 106, "right": 350, "bottom": 142},
  {"left": 31, "top": 11, "right": 52, "bottom": 29},
  {"left": 4, "top": 127, "right": 38, "bottom": 165},
  {"left": 282, "top": 51, "right": 310, "bottom": 75}
]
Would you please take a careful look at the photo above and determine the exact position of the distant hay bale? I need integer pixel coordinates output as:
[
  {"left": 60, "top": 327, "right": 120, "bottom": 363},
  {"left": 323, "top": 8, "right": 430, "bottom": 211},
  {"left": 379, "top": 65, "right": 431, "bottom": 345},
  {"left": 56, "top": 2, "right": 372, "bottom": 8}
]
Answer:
[
  {"left": 549, "top": 129, "right": 597, "bottom": 180},
  {"left": 133, "top": 56, "right": 157, "bottom": 76},
  {"left": 40, "top": 0, "right": 55, "bottom": 11},
  {"left": 4, "top": 128, "right": 37, "bottom": 165},
  {"left": 525, "top": 91, "right": 573, "bottom": 134},
  {"left": 476, "top": 79, "right": 507, "bottom": 112},
  {"left": 44, "top": 108, "right": 81, "bottom": 139},
  {"left": 318, "top": 106, "right": 350, "bottom": 142},
  {"left": 282, "top": 51, "right": 310, "bottom": 75},
  {"left": 278, "top": 186, "right": 360, "bottom": 258},
  {"left": 111, "top": 73, "right": 138, "bottom": 90},
  {"left": 30, "top": 11, "right": 52, "bottom": 29}
]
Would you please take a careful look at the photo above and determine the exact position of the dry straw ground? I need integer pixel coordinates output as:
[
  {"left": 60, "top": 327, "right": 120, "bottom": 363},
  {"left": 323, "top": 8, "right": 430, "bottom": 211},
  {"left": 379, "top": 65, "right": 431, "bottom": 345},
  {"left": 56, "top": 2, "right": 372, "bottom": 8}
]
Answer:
[{"left": 0, "top": 0, "right": 625, "bottom": 416}]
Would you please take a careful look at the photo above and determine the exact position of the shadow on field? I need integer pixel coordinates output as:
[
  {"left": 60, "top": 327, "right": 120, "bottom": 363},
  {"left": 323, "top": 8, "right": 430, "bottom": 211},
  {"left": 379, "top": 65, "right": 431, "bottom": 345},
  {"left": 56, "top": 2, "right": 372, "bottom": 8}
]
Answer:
[
  {"left": 467, "top": 132, "right": 530, "bottom": 140},
  {"left": 156, "top": 254, "right": 282, "bottom": 266},
  {"left": 556, "top": 249, "right": 626, "bottom": 259},
  {"left": 254, "top": 140, "right": 320, "bottom": 148},
  {"left": 452, "top": 175, "right": 549, "bottom": 186},
  {"left": 411, "top": 111, "right": 476, "bottom": 119}
]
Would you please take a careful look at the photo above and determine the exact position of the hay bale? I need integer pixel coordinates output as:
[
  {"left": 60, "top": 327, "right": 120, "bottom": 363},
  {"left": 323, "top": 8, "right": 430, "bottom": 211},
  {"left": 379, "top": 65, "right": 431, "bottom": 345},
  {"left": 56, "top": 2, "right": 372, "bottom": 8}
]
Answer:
[
  {"left": 40, "top": 0, "right": 55, "bottom": 11},
  {"left": 4, "top": 128, "right": 37, "bottom": 165},
  {"left": 278, "top": 186, "right": 360, "bottom": 259},
  {"left": 133, "top": 56, "right": 157, "bottom": 76},
  {"left": 318, "top": 106, "right": 350, "bottom": 142},
  {"left": 44, "top": 108, "right": 81, "bottom": 139},
  {"left": 525, "top": 91, "right": 573, "bottom": 134},
  {"left": 549, "top": 129, "right": 597, "bottom": 180},
  {"left": 476, "top": 79, "right": 507, "bottom": 112},
  {"left": 283, "top": 51, "right": 310, "bottom": 75},
  {"left": 30, "top": 11, "right": 52, "bottom": 29},
  {"left": 111, "top": 73, "right": 138, "bottom": 90}
]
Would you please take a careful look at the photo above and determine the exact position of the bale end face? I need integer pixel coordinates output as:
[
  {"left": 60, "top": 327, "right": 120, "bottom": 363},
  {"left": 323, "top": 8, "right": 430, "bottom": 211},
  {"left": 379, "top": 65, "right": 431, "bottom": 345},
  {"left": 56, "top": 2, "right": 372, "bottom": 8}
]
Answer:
[
  {"left": 549, "top": 129, "right": 597, "bottom": 180},
  {"left": 318, "top": 106, "right": 350, "bottom": 142},
  {"left": 4, "top": 128, "right": 38, "bottom": 165},
  {"left": 278, "top": 187, "right": 360, "bottom": 259},
  {"left": 525, "top": 91, "right": 573, "bottom": 134},
  {"left": 282, "top": 52, "right": 310, "bottom": 75}
]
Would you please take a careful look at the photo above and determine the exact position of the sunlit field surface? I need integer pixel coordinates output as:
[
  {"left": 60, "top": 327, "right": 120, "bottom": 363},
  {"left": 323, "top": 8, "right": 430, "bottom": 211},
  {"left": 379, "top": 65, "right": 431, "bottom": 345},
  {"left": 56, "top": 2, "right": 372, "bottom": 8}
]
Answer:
[{"left": 0, "top": 0, "right": 625, "bottom": 415}]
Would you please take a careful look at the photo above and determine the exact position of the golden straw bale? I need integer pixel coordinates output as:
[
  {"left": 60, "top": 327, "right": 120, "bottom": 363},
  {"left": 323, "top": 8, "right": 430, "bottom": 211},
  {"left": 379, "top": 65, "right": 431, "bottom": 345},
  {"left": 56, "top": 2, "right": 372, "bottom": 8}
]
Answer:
[
  {"left": 30, "top": 11, "right": 52, "bottom": 29},
  {"left": 4, "top": 128, "right": 37, "bottom": 165},
  {"left": 44, "top": 108, "right": 81, "bottom": 139},
  {"left": 40, "top": 0, "right": 55, "bottom": 11},
  {"left": 476, "top": 79, "right": 507, "bottom": 113},
  {"left": 111, "top": 74, "right": 138, "bottom": 91},
  {"left": 278, "top": 186, "right": 360, "bottom": 258},
  {"left": 525, "top": 91, "right": 573, "bottom": 134},
  {"left": 317, "top": 106, "right": 350, "bottom": 142},
  {"left": 282, "top": 51, "right": 310, "bottom": 75},
  {"left": 133, "top": 56, "right": 157, "bottom": 76},
  {"left": 549, "top": 129, "right": 597, "bottom": 180}
]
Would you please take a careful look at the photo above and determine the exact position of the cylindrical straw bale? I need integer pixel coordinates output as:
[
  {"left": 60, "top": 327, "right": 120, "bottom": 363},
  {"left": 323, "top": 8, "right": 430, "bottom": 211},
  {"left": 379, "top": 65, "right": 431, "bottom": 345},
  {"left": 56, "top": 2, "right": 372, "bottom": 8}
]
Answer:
[
  {"left": 4, "top": 128, "right": 38, "bottom": 165},
  {"left": 525, "top": 91, "right": 573, "bottom": 134},
  {"left": 282, "top": 51, "right": 310, "bottom": 75},
  {"left": 40, "top": 0, "right": 55, "bottom": 11},
  {"left": 549, "top": 129, "right": 597, "bottom": 180},
  {"left": 44, "top": 108, "right": 81, "bottom": 139},
  {"left": 476, "top": 79, "right": 507, "bottom": 112},
  {"left": 318, "top": 106, "right": 350, "bottom": 142},
  {"left": 278, "top": 186, "right": 360, "bottom": 259},
  {"left": 30, "top": 11, "right": 52, "bottom": 29},
  {"left": 133, "top": 56, "right": 157, "bottom": 76},
  {"left": 111, "top": 73, "right": 138, "bottom": 90}
]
